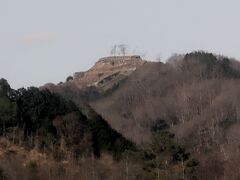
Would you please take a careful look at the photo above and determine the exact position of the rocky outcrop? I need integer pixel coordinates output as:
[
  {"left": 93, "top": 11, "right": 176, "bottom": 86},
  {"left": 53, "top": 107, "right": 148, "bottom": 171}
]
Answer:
[{"left": 70, "top": 55, "right": 146, "bottom": 90}]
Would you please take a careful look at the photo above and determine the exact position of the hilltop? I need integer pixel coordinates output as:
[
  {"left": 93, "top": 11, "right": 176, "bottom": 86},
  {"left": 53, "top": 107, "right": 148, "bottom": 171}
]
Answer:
[
  {"left": 43, "top": 55, "right": 146, "bottom": 102},
  {"left": 73, "top": 55, "right": 145, "bottom": 89}
]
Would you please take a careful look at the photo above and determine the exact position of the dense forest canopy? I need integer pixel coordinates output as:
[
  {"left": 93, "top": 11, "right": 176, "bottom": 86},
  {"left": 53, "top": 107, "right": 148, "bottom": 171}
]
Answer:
[{"left": 0, "top": 79, "right": 135, "bottom": 158}]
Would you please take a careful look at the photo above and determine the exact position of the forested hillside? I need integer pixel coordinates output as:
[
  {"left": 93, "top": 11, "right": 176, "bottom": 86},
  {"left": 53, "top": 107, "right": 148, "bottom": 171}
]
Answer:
[
  {"left": 0, "top": 78, "right": 197, "bottom": 179},
  {"left": 91, "top": 52, "right": 240, "bottom": 179},
  {"left": 2, "top": 51, "right": 240, "bottom": 179},
  {"left": 44, "top": 51, "right": 240, "bottom": 179}
]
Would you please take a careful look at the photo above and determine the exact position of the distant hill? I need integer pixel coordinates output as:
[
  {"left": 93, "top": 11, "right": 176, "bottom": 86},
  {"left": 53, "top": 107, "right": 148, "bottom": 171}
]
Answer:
[
  {"left": 45, "top": 51, "right": 240, "bottom": 179},
  {"left": 91, "top": 52, "right": 240, "bottom": 179},
  {"left": 92, "top": 52, "right": 240, "bottom": 142}
]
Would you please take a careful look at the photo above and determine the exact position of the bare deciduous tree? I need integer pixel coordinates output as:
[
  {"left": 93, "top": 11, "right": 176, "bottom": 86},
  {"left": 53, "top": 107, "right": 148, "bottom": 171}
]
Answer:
[
  {"left": 118, "top": 44, "right": 128, "bottom": 56},
  {"left": 110, "top": 45, "right": 117, "bottom": 56}
]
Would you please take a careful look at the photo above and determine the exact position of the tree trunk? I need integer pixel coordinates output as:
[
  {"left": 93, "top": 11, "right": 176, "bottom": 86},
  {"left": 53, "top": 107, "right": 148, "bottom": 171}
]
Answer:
[
  {"left": 182, "top": 159, "right": 185, "bottom": 179},
  {"left": 126, "top": 154, "right": 129, "bottom": 180}
]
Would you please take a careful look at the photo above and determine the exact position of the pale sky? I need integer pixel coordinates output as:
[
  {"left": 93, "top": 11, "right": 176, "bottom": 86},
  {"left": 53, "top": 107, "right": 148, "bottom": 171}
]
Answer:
[{"left": 1, "top": 0, "right": 240, "bottom": 88}]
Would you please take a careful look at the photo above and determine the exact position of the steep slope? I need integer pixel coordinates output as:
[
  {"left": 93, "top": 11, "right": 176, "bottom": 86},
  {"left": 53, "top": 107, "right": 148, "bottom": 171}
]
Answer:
[{"left": 91, "top": 62, "right": 169, "bottom": 142}]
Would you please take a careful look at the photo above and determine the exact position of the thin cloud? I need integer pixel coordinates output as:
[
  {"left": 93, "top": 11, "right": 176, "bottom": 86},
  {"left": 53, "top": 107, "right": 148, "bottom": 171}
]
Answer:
[{"left": 19, "top": 31, "right": 58, "bottom": 45}]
